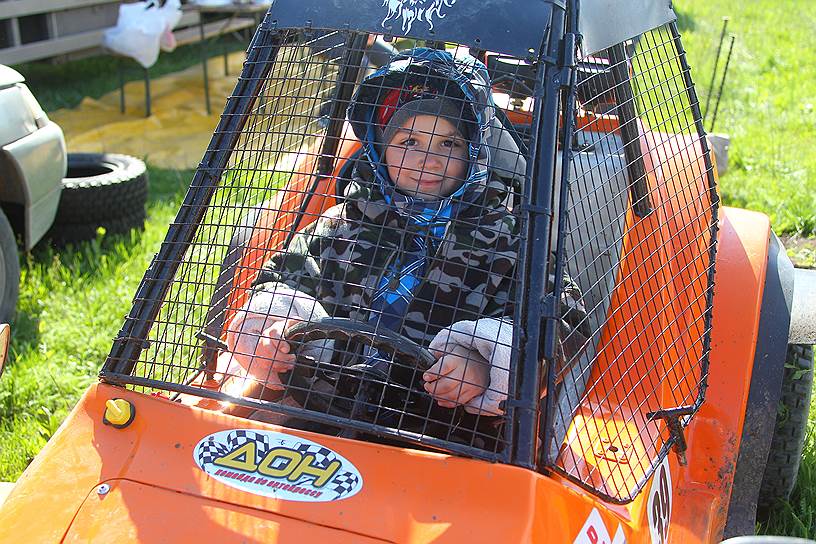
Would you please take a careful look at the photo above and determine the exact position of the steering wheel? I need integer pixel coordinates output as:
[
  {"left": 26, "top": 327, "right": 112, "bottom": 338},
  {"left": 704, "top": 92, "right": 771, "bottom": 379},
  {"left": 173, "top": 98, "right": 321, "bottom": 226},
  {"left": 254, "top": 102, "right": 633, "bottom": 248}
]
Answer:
[{"left": 282, "top": 317, "right": 438, "bottom": 425}]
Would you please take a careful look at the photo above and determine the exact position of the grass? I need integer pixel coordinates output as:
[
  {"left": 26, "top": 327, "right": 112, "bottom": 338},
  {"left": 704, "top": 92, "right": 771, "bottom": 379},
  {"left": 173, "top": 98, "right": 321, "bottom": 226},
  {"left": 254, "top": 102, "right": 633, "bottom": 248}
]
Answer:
[
  {"left": 0, "top": 35, "right": 232, "bottom": 477},
  {"left": 676, "top": 3, "right": 816, "bottom": 531},
  {"left": 1, "top": 0, "right": 815, "bottom": 538},
  {"left": 676, "top": 1, "right": 816, "bottom": 236}
]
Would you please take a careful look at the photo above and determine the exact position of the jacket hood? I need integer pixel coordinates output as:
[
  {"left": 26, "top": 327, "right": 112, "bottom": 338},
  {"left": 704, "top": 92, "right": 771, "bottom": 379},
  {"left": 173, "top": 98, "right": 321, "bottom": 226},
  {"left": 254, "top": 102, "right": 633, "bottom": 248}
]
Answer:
[{"left": 346, "top": 48, "right": 498, "bottom": 230}]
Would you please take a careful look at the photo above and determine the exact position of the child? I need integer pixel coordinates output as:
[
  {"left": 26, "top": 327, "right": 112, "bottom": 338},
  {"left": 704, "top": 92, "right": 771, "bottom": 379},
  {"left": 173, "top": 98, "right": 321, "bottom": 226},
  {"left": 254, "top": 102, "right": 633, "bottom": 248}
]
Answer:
[{"left": 226, "top": 48, "right": 586, "bottom": 419}]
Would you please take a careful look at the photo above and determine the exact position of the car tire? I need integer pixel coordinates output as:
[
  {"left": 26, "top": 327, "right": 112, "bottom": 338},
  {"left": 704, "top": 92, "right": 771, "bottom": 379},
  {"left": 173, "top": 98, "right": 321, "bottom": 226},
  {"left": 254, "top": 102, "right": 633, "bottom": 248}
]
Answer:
[
  {"left": 55, "top": 153, "right": 148, "bottom": 225},
  {"left": 0, "top": 209, "right": 20, "bottom": 324},
  {"left": 757, "top": 343, "right": 814, "bottom": 515}
]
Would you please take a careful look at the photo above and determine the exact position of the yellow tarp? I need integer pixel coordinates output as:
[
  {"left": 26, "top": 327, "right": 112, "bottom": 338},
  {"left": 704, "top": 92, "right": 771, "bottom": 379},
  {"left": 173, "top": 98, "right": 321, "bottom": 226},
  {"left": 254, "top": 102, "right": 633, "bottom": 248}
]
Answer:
[{"left": 51, "top": 52, "right": 247, "bottom": 170}]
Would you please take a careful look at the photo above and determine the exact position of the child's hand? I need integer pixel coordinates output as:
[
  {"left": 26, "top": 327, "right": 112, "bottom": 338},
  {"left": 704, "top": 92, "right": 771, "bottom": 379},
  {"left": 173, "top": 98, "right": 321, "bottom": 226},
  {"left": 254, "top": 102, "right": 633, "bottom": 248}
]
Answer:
[
  {"left": 229, "top": 318, "right": 299, "bottom": 389},
  {"left": 423, "top": 344, "right": 490, "bottom": 409},
  {"left": 257, "top": 318, "right": 297, "bottom": 367}
]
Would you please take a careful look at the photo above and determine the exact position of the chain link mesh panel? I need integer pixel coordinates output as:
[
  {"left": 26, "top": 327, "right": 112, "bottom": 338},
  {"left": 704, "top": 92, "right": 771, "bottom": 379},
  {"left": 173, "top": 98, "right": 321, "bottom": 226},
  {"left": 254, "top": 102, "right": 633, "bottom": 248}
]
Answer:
[
  {"left": 546, "top": 22, "right": 718, "bottom": 502},
  {"left": 102, "top": 29, "right": 551, "bottom": 461}
]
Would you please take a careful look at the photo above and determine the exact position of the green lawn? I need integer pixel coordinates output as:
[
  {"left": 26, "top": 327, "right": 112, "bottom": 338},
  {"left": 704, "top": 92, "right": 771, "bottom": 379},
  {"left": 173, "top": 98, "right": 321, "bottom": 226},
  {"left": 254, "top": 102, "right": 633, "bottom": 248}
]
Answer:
[
  {"left": 676, "top": 1, "right": 816, "bottom": 237},
  {"left": 677, "top": 3, "right": 816, "bottom": 533},
  {"left": 1, "top": 0, "right": 815, "bottom": 537}
]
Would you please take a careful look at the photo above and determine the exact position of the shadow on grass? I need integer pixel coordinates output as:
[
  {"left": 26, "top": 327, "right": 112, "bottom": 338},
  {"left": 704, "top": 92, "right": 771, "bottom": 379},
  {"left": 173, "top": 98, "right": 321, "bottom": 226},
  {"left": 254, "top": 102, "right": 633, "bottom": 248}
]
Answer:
[
  {"left": 145, "top": 165, "right": 195, "bottom": 204},
  {"left": 675, "top": 9, "right": 697, "bottom": 33}
]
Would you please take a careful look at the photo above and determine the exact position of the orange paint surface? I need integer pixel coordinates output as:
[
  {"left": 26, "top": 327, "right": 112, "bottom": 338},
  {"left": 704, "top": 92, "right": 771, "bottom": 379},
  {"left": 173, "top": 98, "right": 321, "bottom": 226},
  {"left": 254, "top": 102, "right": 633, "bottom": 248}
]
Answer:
[{"left": 0, "top": 383, "right": 634, "bottom": 543}]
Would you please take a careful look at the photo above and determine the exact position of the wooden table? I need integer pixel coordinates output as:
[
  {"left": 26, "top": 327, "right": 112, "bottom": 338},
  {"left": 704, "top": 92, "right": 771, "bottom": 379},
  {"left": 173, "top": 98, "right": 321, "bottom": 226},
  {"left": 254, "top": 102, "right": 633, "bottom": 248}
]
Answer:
[
  {"left": 182, "top": 2, "right": 270, "bottom": 114},
  {"left": 113, "top": 2, "right": 269, "bottom": 117}
]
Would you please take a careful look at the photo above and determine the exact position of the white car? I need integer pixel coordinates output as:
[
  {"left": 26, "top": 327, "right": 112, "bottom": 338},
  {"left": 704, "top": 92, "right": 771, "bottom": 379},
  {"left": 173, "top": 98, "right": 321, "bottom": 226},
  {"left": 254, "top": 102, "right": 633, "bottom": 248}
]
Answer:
[{"left": 0, "top": 64, "right": 67, "bottom": 322}]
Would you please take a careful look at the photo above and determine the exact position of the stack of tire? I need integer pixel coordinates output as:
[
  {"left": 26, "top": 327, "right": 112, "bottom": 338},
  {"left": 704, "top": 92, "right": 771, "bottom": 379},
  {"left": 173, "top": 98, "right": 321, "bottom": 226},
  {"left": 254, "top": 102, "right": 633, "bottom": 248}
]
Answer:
[{"left": 48, "top": 153, "right": 148, "bottom": 245}]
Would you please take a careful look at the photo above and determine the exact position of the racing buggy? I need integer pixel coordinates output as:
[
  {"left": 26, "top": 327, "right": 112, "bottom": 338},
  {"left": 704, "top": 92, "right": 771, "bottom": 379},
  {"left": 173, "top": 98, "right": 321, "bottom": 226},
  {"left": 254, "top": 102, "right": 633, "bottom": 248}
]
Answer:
[{"left": 2, "top": 0, "right": 816, "bottom": 542}]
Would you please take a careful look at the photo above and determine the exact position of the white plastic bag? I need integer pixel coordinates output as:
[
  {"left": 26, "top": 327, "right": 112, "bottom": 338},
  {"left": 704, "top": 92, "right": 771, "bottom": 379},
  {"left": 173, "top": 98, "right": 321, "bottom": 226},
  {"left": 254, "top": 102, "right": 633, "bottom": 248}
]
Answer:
[{"left": 103, "top": 0, "right": 183, "bottom": 68}]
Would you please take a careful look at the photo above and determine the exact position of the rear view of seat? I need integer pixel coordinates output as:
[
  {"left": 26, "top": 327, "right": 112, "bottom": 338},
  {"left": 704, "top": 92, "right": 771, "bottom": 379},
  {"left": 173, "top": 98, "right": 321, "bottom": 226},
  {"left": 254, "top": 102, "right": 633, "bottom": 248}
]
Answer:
[{"left": 549, "top": 131, "right": 631, "bottom": 456}]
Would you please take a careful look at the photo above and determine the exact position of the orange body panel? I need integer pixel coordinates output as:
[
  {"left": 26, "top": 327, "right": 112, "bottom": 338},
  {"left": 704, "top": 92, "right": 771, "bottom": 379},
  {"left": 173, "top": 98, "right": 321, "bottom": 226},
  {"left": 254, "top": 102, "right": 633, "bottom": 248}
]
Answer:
[
  {"left": 674, "top": 207, "right": 771, "bottom": 541},
  {"left": 0, "top": 383, "right": 633, "bottom": 543},
  {"left": 63, "top": 480, "right": 388, "bottom": 543},
  {"left": 559, "top": 129, "right": 718, "bottom": 497},
  {"left": 575, "top": 110, "right": 621, "bottom": 133},
  {"left": 505, "top": 108, "right": 534, "bottom": 127},
  {"left": 0, "top": 216, "right": 773, "bottom": 543}
]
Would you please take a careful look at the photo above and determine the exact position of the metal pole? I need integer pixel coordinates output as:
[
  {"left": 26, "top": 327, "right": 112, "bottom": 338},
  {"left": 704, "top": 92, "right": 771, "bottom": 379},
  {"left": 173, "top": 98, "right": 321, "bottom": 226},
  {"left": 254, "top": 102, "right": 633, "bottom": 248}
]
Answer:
[
  {"left": 118, "top": 59, "right": 126, "bottom": 114},
  {"left": 144, "top": 67, "right": 151, "bottom": 118},
  {"left": 199, "top": 13, "right": 211, "bottom": 115},
  {"left": 703, "top": 17, "right": 729, "bottom": 124},
  {"left": 607, "top": 43, "right": 651, "bottom": 217},
  {"left": 709, "top": 35, "right": 735, "bottom": 133},
  {"left": 512, "top": 2, "right": 568, "bottom": 470}
]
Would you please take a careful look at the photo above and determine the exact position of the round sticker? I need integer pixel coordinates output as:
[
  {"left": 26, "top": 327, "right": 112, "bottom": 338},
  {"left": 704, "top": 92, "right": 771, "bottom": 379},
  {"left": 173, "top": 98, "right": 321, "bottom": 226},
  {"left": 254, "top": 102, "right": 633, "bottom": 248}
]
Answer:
[{"left": 194, "top": 429, "right": 363, "bottom": 502}]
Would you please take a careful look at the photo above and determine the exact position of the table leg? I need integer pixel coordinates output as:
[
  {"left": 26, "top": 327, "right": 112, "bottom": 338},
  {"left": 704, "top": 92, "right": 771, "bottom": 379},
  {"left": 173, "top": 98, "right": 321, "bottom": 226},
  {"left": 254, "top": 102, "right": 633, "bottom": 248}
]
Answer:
[
  {"left": 199, "top": 17, "right": 211, "bottom": 115},
  {"left": 224, "top": 42, "right": 229, "bottom": 76},
  {"left": 223, "top": 14, "right": 237, "bottom": 76},
  {"left": 144, "top": 67, "right": 151, "bottom": 118},
  {"left": 118, "top": 59, "right": 126, "bottom": 114}
]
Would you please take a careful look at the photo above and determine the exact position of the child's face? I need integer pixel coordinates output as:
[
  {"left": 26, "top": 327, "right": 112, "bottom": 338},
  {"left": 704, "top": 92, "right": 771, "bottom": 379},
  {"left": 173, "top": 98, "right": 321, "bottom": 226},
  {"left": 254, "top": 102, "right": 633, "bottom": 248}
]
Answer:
[{"left": 384, "top": 115, "right": 468, "bottom": 200}]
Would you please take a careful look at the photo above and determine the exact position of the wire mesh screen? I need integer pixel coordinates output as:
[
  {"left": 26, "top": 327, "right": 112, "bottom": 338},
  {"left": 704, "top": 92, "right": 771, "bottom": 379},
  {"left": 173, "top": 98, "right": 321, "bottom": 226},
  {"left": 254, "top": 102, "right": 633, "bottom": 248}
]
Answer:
[
  {"left": 547, "top": 23, "right": 718, "bottom": 502},
  {"left": 103, "top": 28, "right": 543, "bottom": 460}
]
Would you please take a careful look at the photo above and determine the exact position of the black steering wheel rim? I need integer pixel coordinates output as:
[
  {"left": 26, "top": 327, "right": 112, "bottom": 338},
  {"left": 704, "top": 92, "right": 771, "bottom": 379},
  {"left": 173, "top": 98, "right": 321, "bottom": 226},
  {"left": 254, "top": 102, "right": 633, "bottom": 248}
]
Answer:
[
  {"left": 285, "top": 317, "right": 436, "bottom": 368},
  {"left": 281, "top": 317, "right": 437, "bottom": 423}
]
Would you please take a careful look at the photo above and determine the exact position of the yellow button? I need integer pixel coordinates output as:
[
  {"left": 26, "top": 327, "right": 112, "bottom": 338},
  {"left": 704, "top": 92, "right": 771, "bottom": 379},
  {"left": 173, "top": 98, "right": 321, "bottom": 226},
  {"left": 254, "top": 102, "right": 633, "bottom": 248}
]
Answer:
[{"left": 104, "top": 398, "right": 135, "bottom": 428}]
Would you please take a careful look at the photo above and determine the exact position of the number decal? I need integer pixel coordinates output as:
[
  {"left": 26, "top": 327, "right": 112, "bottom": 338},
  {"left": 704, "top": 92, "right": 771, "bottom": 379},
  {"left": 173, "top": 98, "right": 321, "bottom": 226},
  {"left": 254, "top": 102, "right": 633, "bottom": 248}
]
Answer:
[{"left": 647, "top": 457, "right": 673, "bottom": 544}]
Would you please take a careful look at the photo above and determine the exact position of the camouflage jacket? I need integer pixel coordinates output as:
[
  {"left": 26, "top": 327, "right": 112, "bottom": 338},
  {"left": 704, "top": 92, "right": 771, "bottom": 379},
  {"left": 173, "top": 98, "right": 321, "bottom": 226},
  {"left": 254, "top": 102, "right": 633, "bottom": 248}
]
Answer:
[
  {"left": 254, "top": 164, "right": 589, "bottom": 357},
  {"left": 254, "top": 162, "right": 519, "bottom": 347}
]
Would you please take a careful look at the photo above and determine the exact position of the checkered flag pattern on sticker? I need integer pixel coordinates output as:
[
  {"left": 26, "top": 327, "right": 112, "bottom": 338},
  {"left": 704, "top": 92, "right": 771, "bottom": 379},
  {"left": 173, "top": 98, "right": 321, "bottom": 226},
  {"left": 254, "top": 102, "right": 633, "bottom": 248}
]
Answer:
[
  {"left": 226, "top": 430, "right": 273, "bottom": 458},
  {"left": 330, "top": 472, "right": 360, "bottom": 500},
  {"left": 197, "top": 431, "right": 274, "bottom": 467},
  {"left": 294, "top": 443, "right": 336, "bottom": 468},
  {"left": 197, "top": 437, "right": 230, "bottom": 465}
]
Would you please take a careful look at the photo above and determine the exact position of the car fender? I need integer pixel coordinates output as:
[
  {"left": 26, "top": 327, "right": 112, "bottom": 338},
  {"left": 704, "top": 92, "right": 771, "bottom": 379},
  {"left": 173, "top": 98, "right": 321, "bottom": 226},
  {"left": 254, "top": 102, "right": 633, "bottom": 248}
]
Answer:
[
  {"left": 0, "top": 120, "right": 66, "bottom": 249},
  {"left": 720, "top": 216, "right": 793, "bottom": 537}
]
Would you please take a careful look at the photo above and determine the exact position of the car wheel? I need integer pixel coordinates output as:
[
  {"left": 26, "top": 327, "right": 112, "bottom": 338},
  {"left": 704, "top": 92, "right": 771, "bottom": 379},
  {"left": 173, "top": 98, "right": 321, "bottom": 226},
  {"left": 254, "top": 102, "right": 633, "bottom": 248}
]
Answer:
[
  {"left": 51, "top": 153, "right": 148, "bottom": 243},
  {"left": 0, "top": 209, "right": 20, "bottom": 323},
  {"left": 757, "top": 343, "right": 814, "bottom": 515},
  {"left": 55, "top": 153, "right": 148, "bottom": 225}
]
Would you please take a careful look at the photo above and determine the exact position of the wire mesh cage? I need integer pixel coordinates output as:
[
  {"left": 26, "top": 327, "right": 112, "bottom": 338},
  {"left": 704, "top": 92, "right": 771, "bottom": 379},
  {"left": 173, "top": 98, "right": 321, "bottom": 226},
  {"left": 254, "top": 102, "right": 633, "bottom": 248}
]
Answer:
[
  {"left": 102, "top": 26, "right": 545, "bottom": 461},
  {"left": 546, "top": 22, "right": 718, "bottom": 502},
  {"left": 99, "top": 8, "right": 716, "bottom": 491}
]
